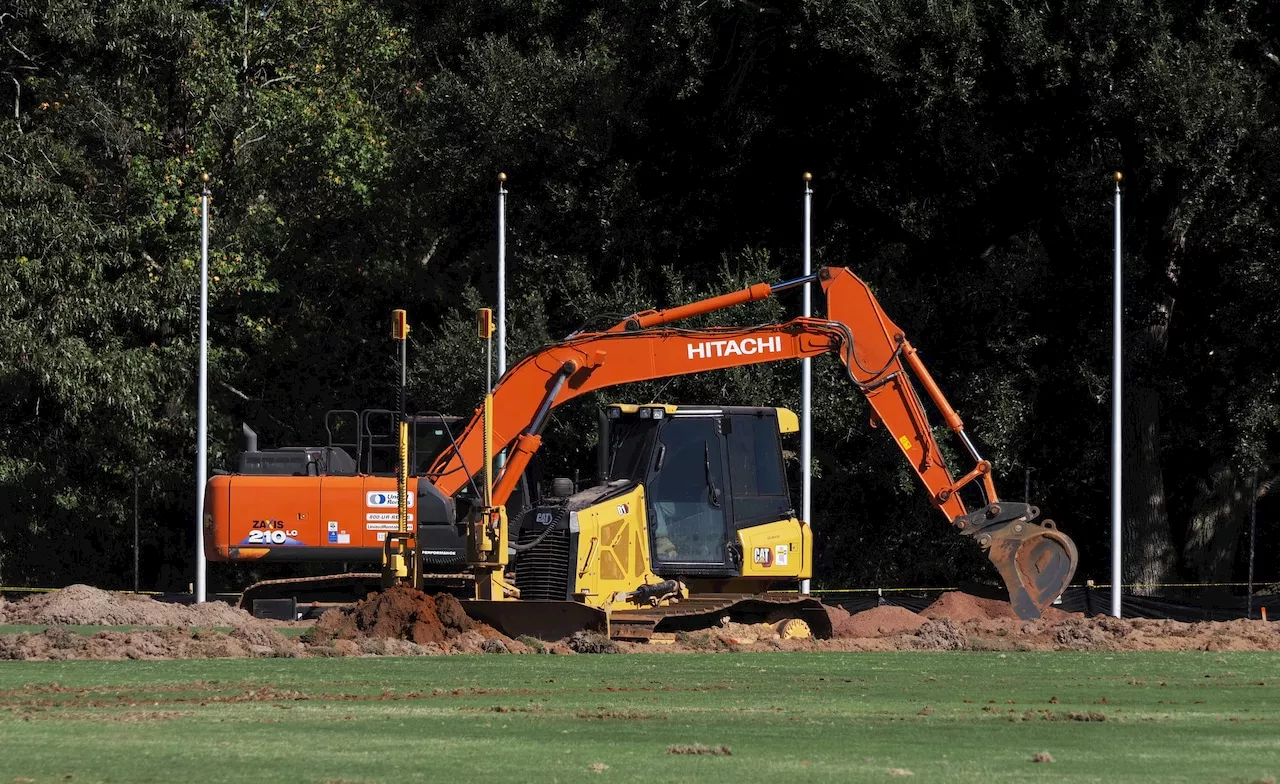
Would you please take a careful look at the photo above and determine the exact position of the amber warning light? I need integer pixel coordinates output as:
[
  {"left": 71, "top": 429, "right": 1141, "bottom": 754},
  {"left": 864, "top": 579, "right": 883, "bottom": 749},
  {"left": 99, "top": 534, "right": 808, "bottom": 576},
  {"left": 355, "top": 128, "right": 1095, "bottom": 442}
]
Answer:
[{"left": 391, "top": 309, "right": 410, "bottom": 340}]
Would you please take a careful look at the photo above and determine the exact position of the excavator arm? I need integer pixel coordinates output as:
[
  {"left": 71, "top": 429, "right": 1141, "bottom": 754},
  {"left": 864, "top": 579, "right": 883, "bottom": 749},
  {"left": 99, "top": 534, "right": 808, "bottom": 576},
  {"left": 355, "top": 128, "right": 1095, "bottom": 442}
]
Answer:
[{"left": 428, "top": 267, "right": 1077, "bottom": 619}]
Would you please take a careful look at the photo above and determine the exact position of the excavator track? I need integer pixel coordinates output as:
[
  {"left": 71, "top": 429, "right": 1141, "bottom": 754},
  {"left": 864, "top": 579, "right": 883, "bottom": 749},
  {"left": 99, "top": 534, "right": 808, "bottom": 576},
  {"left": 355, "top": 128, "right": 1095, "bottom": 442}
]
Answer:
[{"left": 238, "top": 572, "right": 474, "bottom": 619}]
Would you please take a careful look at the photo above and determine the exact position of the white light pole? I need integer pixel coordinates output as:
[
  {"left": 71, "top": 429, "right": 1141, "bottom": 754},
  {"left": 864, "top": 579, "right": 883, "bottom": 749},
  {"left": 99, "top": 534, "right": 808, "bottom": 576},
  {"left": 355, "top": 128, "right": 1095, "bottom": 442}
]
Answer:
[
  {"left": 195, "top": 173, "right": 210, "bottom": 604},
  {"left": 497, "top": 172, "right": 508, "bottom": 381},
  {"left": 800, "top": 172, "right": 813, "bottom": 596},
  {"left": 1111, "top": 171, "right": 1123, "bottom": 619}
]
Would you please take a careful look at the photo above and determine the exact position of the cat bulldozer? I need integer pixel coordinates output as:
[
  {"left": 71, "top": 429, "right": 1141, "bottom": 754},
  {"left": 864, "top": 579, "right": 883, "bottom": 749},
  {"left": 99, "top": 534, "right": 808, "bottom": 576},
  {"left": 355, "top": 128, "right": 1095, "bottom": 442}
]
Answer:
[
  {"left": 477, "top": 401, "right": 835, "bottom": 641},
  {"left": 205, "top": 266, "right": 1078, "bottom": 639}
]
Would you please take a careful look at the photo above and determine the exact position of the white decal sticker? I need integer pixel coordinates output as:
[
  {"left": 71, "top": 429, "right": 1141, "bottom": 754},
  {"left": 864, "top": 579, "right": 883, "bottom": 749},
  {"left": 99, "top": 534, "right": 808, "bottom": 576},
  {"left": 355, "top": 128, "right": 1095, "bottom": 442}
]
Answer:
[
  {"left": 327, "top": 521, "right": 339, "bottom": 532},
  {"left": 687, "top": 336, "right": 783, "bottom": 361},
  {"left": 366, "top": 492, "right": 414, "bottom": 508},
  {"left": 775, "top": 545, "right": 789, "bottom": 567},
  {"left": 366, "top": 522, "right": 402, "bottom": 531},
  {"left": 247, "top": 530, "right": 299, "bottom": 545},
  {"left": 366, "top": 512, "right": 414, "bottom": 522},
  {"left": 336, "top": 533, "right": 350, "bottom": 544}
]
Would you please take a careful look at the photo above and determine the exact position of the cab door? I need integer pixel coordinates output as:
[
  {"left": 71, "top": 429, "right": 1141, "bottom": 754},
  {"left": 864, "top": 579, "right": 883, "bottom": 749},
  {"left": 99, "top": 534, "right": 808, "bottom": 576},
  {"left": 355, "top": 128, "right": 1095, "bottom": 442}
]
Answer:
[{"left": 646, "top": 416, "right": 733, "bottom": 573}]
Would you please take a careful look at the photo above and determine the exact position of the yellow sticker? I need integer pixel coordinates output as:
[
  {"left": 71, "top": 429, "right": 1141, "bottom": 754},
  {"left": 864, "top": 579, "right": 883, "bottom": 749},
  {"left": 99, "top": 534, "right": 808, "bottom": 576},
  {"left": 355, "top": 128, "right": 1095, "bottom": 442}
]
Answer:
[{"left": 898, "top": 435, "right": 912, "bottom": 451}]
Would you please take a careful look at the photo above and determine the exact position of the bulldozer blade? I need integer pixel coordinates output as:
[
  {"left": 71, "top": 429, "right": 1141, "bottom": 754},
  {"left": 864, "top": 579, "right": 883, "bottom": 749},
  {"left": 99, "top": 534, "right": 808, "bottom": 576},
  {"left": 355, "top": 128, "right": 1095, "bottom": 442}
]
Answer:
[
  {"left": 955, "top": 502, "right": 1079, "bottom": 620},
  {"left": 461, "top": 599, "right": 608, "bottom": 641}
]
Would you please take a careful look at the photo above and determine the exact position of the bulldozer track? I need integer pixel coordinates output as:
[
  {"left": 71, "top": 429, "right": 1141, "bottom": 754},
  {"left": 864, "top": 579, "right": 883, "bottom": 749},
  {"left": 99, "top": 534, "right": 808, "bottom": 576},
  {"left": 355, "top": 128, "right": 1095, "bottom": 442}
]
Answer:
[{"left": 610, "top": 593, "right": 832, "bottom": 641}]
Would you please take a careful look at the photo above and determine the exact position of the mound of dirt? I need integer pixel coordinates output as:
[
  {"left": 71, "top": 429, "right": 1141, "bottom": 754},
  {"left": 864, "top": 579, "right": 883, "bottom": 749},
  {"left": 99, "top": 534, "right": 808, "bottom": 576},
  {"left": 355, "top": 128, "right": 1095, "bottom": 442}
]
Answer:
[
  {"left": 764, "top": 594, "right": 1266, "bottom": 653},
  {"left": 921, "top": 591, "right": 1074, "bottom": 623},
  {"left": 7, "top": 585, "right": 1277, "bottom": 658},
  {"left": 7, "top": 584, "right": 260, "bottom": 628},
  {"left": 921, "top": 591, "right": 1017, "bottom": 622},
  {"left": 229, "top": 624, "right": 295, "bottom": 657},
  {"left": 310, "top": 584, "right": 519, "bottom": 653},
  {"left": 833, "top": 605, "right": 927, "bottom": 638},
  {"left": 0, "top": 626, "right": 296, "bottom": 661},
  {"left": 910, "top": 618, "right": 968, "bottom": 650}
]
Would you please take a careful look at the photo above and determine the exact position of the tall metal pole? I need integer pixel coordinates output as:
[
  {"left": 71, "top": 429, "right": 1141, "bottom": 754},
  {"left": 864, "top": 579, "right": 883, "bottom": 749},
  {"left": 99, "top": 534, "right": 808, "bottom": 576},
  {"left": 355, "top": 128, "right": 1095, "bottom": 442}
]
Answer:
[
  {"left": 1111, "top": 171, "right": 1123, "bottom": 619},
  {"left": 480, "top": 309, "right": 495, "bottom": 507},
  {"left": 195, "top": 173, "right": 210, "bottom": 604},
  {"left": 497, "top": 172, "right": 508, "bottom": 381},
  {"left": 394, "top": 310, "right": 409, "bottom": 540},
  {"left": 800, "top": 172, "right": 813, "bottom": 596}
]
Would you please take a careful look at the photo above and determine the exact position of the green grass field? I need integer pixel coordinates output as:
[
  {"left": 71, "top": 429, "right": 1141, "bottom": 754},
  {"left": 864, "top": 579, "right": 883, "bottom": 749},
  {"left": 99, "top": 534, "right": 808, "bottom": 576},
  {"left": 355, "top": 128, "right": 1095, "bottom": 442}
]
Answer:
[{"left": 0, "top": 652, "right": 1277, "bottom": 783}]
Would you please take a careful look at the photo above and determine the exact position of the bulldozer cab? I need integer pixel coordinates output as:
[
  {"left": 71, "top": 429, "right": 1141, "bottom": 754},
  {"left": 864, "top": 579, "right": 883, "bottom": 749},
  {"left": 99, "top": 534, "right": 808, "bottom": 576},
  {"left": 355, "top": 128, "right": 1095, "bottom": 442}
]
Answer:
[{"left": 600, "top": 404, "right": 797, "bottom": 577}]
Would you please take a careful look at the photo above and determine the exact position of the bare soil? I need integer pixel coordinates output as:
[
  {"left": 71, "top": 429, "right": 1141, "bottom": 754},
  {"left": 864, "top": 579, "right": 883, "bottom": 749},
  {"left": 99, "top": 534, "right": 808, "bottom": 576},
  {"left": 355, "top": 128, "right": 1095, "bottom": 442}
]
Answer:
[
  {"left": 6, "top": 584, "right": 256, "bottom": 628},
  {"left": 805, "top": 593, "right": 1280, "bottom": 654},
  {"left": 308, "top": 585, "right": 529, "bottom": 654},
  {"left": 829, "top": 604, "right": 927, "bottom": 638},
  {"left": 920, "top": 590, "right": 1074, "bottom": 624},
  {"left": 2, "top": 586, "right": 1276, "bottom": 658}
]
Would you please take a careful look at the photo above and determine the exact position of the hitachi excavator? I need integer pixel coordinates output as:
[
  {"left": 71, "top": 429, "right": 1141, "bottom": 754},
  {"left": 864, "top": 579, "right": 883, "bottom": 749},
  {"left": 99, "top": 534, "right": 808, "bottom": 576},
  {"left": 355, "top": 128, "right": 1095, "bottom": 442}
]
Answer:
[{"left": 205, "top": 266, "right": 1078, "bottom": 639}]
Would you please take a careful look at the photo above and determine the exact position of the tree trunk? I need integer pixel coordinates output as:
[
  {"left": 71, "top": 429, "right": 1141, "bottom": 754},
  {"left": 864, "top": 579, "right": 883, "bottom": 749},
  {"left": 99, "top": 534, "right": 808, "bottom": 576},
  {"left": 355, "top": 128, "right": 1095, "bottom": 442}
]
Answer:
[
  {"left": 1122, "top": 385, "right": 1178, "bottom": 592},
  {"left": 1120, "top": 290, "right": 1179, "bottom": 595},
  {"left": 1182, "top": 463, "right": 1249, "bottom": 586}
]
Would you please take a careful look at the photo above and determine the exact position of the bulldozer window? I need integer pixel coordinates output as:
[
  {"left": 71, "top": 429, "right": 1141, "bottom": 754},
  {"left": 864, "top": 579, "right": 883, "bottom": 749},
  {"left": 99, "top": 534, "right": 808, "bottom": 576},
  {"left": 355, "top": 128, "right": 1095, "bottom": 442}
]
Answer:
[
  {"left": 647, "top": 417, "right": 729, "bottom": 566},
  {"left": 725, "top": 414, "right": 791, "bottom": 528},
  {"left": 608, "top": 419, "right": 657, "bottom": 482}
]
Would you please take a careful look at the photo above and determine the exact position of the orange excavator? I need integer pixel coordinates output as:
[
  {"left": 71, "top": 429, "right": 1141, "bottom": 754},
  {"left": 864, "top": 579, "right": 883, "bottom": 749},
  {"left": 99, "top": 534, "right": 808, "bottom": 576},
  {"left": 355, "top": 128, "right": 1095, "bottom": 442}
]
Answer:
[{"left": 206, "top": 266, "right": 1078, "bottom": 637}]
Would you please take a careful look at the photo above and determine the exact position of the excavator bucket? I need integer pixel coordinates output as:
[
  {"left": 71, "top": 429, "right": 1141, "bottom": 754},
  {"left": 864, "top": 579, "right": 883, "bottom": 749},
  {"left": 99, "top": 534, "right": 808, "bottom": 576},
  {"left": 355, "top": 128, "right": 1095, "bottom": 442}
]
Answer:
[{"left": 956, "top": 503, "right": 1079, "bottom": 620}]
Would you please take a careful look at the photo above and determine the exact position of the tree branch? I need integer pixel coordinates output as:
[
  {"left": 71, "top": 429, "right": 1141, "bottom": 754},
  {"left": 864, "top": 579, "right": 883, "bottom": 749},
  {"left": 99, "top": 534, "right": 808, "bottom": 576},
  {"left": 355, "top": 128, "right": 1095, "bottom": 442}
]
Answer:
[
  {"left": 220, "top": 382, "right": 253, "bottom": 400},
  {"left": 1256, "top": 472, "right": 1280, "bottom": 499}
]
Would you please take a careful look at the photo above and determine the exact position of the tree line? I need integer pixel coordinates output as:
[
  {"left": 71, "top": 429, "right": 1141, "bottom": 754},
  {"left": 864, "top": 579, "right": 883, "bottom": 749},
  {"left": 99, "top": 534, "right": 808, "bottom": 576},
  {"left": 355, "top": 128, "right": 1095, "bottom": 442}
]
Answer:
[{"left": 1, "top": 0, "right": 1277, "bottom": 595}]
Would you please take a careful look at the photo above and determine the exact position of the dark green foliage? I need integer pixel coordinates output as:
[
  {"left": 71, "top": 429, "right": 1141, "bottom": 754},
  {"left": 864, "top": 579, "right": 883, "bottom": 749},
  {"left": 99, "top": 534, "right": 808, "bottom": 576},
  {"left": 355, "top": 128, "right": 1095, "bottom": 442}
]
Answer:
[{"left": 1, "top": 0, "right": 1276, "bottom": 591}]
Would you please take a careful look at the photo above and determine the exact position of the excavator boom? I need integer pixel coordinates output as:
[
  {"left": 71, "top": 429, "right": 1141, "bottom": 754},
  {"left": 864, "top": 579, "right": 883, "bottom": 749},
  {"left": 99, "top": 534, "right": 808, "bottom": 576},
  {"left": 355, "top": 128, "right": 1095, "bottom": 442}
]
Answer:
[{"left": 427, "top": 267, "right": 1078, "bottom": 619}]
